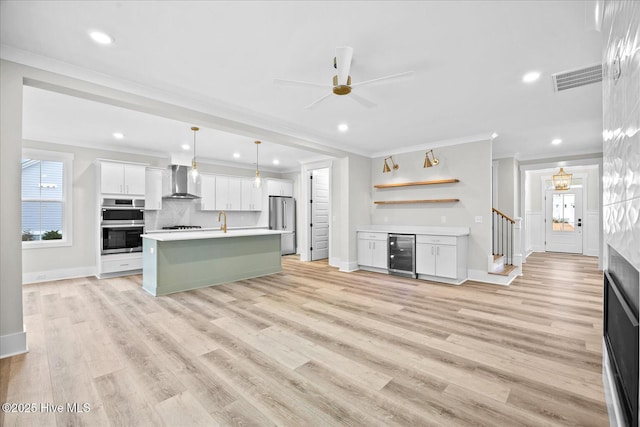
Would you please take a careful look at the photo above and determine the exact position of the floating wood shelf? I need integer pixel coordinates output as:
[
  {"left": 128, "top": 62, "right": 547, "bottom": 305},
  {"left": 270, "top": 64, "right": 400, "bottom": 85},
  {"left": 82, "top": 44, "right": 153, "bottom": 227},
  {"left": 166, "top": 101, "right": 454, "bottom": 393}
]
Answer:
[
  {"left": 374, "top": 178, "right": 459, "bottom": 189},
  {"left": 374, "top": 199, "right": 460, "bottom": 205}
]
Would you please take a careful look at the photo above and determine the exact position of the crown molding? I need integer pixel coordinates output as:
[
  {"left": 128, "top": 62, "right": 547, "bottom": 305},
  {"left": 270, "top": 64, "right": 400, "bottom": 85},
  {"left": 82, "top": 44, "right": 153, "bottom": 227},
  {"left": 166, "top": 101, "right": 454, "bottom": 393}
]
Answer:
[{"left": 369, "top": 133, "right": 491, "bottom": 158}]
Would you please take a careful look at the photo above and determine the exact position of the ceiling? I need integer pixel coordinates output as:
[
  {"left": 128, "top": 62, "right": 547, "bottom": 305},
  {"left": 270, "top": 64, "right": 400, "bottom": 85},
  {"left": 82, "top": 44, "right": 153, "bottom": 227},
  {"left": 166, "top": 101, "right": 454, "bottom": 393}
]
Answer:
[{"left": 1, "top": 1, "right": 604, "bottom": 165}]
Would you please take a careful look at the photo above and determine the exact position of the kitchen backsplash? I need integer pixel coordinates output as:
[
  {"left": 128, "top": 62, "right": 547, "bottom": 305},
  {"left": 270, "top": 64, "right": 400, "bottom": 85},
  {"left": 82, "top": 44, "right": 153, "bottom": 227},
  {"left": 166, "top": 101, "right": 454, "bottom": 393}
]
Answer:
[{"left": 145, "top": 199, "right": 263, "bottom": 230}]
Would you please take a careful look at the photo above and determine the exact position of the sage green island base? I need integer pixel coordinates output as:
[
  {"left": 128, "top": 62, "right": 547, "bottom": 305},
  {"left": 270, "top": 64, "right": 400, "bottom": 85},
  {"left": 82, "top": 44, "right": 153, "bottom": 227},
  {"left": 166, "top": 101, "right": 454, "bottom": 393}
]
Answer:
[{"left": 141, "top": 230, "right": 283, "bottom": 296}]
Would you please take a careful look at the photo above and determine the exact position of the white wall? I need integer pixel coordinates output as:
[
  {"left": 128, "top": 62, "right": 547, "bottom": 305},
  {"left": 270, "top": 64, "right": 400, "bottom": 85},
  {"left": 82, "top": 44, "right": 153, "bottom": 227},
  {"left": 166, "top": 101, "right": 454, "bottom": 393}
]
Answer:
[
  {"left": 0, "top": 60, "right": 26, "bottom": 357},
  {"left": 495, "top": 157, "right": 519, "bottom": 218},
  {"left": 370, "top": 140, "right": 492, "bottom": 272}
]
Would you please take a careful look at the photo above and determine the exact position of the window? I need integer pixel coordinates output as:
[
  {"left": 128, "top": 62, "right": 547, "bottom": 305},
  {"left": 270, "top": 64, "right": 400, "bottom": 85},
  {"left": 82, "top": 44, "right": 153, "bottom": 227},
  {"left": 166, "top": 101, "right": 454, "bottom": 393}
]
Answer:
[{"left": 21, "top": 149, "right": 73, "bottom": 248}]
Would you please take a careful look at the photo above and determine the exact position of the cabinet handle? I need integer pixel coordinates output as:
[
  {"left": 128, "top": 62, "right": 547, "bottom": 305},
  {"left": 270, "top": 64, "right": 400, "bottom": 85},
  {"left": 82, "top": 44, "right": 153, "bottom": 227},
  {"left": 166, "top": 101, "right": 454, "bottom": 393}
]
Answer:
[
  {"left": 372, "top": 242, "right": 375, "bottom": 250},
  {"left": 431, "top": 247, "right": 434, "bottom": 255}
]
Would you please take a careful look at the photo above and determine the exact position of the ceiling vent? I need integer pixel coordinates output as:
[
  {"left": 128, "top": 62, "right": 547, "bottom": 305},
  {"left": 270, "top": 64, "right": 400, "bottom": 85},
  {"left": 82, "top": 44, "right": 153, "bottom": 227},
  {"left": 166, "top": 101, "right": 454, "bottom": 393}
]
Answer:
[{"left": 552, "top": 64, "right": 602, "bottom": 92}]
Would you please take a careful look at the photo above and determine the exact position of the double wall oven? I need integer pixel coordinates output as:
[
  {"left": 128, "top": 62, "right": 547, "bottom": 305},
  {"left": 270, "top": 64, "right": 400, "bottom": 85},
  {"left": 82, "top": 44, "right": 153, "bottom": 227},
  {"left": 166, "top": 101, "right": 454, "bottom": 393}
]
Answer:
[{"left": 101, "top": 198, "right": 145, "bottom": 255}]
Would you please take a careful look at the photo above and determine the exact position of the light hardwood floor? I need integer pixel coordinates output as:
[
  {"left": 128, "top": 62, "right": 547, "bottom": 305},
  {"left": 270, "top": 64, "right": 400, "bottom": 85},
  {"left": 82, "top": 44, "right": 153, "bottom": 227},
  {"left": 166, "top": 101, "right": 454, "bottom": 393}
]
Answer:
[{"left": 1, "top": 252, "right": 607, "bottom": 426}]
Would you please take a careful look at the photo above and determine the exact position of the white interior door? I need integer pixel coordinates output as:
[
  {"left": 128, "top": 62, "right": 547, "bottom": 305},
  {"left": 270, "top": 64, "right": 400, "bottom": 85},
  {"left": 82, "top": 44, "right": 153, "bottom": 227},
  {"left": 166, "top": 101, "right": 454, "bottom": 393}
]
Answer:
[
  {"left": 311, "top": 168, "right": 330, "bottom": 260},
  {"left": 545, "top": 189, "right": 583, "bottom": 253}
]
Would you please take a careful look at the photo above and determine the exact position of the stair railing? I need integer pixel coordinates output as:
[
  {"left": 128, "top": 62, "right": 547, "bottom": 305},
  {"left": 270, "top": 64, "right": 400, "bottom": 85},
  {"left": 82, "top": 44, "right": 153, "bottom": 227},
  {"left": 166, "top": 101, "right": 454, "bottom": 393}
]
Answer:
[{"left": 492, "top": 208, "right": 515, "bottom": 266}]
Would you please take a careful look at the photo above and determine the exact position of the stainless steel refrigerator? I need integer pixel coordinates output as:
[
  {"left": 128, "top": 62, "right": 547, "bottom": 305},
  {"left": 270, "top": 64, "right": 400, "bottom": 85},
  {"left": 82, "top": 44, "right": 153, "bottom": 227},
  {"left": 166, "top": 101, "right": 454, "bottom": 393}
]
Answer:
[{"left": 269, "top": 196, "right": 296, "bottom": 255}]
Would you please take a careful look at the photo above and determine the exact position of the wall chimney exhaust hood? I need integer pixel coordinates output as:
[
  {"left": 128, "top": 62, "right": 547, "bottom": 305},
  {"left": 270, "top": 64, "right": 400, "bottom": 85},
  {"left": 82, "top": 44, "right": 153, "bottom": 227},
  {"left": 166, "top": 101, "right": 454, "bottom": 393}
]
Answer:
[{"left": 163, "top": 165, "right": 201, "bottom": 199}]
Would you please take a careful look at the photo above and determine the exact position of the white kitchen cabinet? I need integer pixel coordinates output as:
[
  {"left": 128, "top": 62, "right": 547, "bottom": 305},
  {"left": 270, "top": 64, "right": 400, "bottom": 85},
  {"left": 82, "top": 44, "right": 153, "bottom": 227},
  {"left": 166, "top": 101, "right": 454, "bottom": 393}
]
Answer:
[
  {"left": 215, "top": 176, "right": 242, "bottom": 210},
  {"left": 416, "top": 235, "right": 467, "bottom": 281},
  {"left": 357, "top": 232, "right": 388, "bottom": 269},
  {"left": 145, "top": 168, "right": 164, "bottom": 210},
  {"left": 267, "top": 179, "right": 293, "bottom": 197},
  {"left": 241, "top": 179, "right": 263, "bottom": 211},
  {"left": 100, "top": 161, "right": 146, "bottom": 196},
  {"left": 198, "top": 174, "right": 217, "bottom": 211}
]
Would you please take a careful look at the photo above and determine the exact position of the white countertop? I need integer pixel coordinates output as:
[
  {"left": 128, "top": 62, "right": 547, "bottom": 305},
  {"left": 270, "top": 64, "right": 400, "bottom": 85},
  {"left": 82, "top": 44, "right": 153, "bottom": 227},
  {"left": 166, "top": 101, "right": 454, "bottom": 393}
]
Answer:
[
  {"left": 145, "top": 226, "right": 267, "bottom": 234},
  {"left": 142, "top": 229, "right": 284, "bottom": 242},
  {"left": 357, "top": 225, "right": 470, "bottom": 236}
]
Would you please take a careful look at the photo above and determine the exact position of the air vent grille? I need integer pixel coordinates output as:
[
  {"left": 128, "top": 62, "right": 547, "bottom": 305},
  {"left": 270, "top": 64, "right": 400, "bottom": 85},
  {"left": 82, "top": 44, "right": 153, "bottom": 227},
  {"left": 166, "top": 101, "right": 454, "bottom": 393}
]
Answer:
[{"left": 552, "top": 64, "right": 602, "bottom": 92}]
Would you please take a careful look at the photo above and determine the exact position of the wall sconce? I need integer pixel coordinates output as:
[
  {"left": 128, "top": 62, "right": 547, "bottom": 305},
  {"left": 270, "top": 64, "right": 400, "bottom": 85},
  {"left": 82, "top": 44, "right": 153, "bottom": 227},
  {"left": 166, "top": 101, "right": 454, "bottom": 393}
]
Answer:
[
  {"left": 552, "top": 167, "right": 572, "bottom": 190},
  {"left": 383, "top": 156, "right": 398, "bottom": 173},
  {"left": 423, "top": 150, "right": 439, "bottom": 168}
]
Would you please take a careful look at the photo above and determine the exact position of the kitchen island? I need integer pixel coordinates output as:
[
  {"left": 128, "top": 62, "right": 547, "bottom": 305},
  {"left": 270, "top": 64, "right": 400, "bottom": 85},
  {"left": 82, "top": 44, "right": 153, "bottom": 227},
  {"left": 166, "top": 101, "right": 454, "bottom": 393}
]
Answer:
[{"left": 141, "top": 229, "right": 283, "bottom": 296}]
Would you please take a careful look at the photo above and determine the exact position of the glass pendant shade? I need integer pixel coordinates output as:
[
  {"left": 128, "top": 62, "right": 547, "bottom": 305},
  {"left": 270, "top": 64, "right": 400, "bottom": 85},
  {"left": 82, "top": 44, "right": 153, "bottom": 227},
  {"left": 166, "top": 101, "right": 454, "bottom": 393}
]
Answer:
[{"left": 254, "top": 141, "right": 262, "bottom": 188}]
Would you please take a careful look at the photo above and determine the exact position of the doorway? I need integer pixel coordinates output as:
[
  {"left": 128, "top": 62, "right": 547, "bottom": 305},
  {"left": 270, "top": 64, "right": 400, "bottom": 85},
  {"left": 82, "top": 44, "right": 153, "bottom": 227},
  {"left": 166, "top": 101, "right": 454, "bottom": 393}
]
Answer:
[
  {"left": 309, "top": 168, "right": 330, "bottom": 261},
  {"left": 545, "top": 188, "right": 583, "bottom": 253}
]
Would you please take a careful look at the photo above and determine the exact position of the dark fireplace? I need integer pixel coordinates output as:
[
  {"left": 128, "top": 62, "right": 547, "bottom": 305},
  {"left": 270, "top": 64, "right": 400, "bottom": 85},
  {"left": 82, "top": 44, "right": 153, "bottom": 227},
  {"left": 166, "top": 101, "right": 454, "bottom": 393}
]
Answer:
[{"left": 604, "top": 247, "right": 639, "bottom": 427}]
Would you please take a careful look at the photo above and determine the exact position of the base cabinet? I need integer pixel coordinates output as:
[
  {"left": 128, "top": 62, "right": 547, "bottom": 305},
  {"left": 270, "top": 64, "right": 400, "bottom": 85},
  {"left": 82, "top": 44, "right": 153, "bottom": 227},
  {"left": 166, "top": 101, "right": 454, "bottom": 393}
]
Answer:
[
  {"left": 416, "top": 235, "right": 467, "bottom": 282},
  {"left": 357, "top": 232, "right": 388, "bottom": 269}
]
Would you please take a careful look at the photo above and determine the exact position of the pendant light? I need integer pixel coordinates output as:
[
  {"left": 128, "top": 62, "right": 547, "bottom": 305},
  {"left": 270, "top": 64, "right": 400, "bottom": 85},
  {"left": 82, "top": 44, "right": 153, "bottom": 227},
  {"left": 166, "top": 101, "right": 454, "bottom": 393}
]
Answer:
[
  {"left": 552, "top": 167, "right": 572, "bottom": 190},
  {"left": 254, "top": 140, "right": 262, "bottom": 188},
  {"left": 190, "top": 126, "right": 199, "bottom": 182}
]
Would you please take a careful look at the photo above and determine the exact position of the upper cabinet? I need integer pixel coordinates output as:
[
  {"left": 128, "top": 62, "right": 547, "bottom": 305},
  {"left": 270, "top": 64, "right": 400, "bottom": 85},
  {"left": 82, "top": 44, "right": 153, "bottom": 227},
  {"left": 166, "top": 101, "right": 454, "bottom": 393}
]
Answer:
[
  {"left": 145, "top": 168, "right": 165, "bottom": 210},
  {"left": 100, "top": 161, "right": 146, "bottom": 196},
  {"left": 199, "top": 173, "right": 217, "bottom": 211},
  {"left": 241, "top": 179, "right": 263, "bottom": 211},
  {"left": 215, "top": 176, "right": 242, "bottom": 210},
  {"left": 267, "top": 179, "right": 293, "bottom": 197}
]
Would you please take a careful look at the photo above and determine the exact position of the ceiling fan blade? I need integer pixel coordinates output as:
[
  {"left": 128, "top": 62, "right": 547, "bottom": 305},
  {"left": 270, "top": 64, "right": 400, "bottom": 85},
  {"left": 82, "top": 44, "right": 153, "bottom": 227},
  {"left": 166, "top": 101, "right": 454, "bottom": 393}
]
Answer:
[
  {"left": 349, "top": 92, "right": 377, "bottom": 108},
  {"left": 274, "top": 78, "right": 331, "bottom": 89},
  {"left": 335, "top": 46, "right": 353, "bottom": 86},
  {"left": 350, "top": 71, "right": 414, "bottom": 87},
  {"left": 304, "top": 92, "right": 333, "bottom": 109}
]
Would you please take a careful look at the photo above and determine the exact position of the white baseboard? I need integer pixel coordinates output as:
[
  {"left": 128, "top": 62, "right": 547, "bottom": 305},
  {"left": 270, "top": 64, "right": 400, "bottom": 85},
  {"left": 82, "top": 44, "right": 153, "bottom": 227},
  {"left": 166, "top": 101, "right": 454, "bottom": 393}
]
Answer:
[
  {"left": 468, "top": 269, "right": 518, "bottom": 286},
  {"left": 23, "top": 266, "right": 96, "bottom": 284},
  {"left": 358, "top": 266, "right": 389, "bottom": 275},
  {"left": 417, "top": 274, "right": 465, "bottom": 285},
  {"left": 0, "top": 331, "right": 28, "bottom": 359},
  {"left": 329, "top": 257, "right": 340, "bottom": 268},
  {"left": 339, "top": 261, "right": 359, "bottom": 273}
]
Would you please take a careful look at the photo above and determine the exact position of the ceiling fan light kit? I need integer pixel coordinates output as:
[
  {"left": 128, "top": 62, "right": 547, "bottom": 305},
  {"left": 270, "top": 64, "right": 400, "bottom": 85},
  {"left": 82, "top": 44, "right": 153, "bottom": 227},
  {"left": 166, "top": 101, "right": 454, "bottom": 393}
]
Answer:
[{"left": 275, "top": 46, "right": 413, "bottom": 109}]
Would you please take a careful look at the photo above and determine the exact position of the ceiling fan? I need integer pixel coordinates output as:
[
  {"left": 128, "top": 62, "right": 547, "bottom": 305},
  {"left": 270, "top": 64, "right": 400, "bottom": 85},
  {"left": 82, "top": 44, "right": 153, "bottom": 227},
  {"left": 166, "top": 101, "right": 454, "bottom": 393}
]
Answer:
[{"left": 274, "top": 46, "right": 414, "bottom": 109}]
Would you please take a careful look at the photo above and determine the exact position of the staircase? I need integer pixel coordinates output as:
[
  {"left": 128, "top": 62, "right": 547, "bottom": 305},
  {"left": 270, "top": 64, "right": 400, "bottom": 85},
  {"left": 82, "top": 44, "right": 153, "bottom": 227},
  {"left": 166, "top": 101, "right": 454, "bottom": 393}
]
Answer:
[{"left": 489, "top": 208, "right": 520, "bottom": 279}]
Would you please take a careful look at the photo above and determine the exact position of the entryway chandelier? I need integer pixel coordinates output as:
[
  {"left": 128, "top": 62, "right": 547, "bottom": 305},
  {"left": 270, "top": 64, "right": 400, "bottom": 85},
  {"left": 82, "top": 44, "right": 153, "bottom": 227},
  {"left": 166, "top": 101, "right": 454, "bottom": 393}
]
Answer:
[{"left": 552, "top": 167, "right": 572, "bottom": 190}]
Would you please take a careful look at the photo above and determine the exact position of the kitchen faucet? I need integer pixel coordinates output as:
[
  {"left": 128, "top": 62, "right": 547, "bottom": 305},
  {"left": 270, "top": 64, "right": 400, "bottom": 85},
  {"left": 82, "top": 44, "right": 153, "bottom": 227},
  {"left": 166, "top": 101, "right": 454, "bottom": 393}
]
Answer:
[{"left": 218, "top": 211, "right": 227, "bottom": 233}]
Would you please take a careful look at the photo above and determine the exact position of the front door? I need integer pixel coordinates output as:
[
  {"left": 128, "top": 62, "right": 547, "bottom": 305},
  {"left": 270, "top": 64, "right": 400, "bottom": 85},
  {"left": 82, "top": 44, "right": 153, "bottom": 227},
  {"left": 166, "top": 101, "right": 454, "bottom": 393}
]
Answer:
[
  {"left": 545, "top": 189, "right": 583, "bottom": 253},
  {"left": 310, "top": 168, "right": 330, "bottom": 260}
]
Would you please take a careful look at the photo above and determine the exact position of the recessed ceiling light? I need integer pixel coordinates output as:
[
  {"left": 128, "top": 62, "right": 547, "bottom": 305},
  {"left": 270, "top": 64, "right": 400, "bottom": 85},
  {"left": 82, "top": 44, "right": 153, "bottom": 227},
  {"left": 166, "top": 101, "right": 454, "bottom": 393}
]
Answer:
[
  {"left": 89, "top": 31, "right": 113, "bottom": 45},
  {"left": 272, "top": 159, "right": 280, "bottom": 165},
  {"left": 112, "top": 132, "right": 124, "bottom": 139},
  {"left": 522, "top": 71, "right": 541, "bottom": 83},
  {"left": 551, "top": 138, "right": 562, "bottom": 145},
  {"left": 338, "top": 123, "right": 349, "bottom": 132},
  {"left": 233, "top": 152, "right": 240, "bottom": 159},
  {"left": 491, "top": 132, "right": 499, "bottom": 139},
  {"left": 181, "top": 144, "right": 190, "bottom": 150}
]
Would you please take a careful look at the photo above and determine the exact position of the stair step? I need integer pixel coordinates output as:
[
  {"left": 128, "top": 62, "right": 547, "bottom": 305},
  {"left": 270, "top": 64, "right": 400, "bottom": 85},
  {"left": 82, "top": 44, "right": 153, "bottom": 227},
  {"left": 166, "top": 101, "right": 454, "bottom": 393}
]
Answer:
[{"left": 489, "top": 264, "right": 517, "bottom": 276}]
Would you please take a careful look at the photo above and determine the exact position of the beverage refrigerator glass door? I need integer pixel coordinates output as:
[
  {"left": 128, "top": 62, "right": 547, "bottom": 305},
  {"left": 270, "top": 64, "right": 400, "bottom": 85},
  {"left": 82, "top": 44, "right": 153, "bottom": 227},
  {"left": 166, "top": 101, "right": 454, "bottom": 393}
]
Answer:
[{"left": 388, "top": 234, "right": 416, "bottom": 278}]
